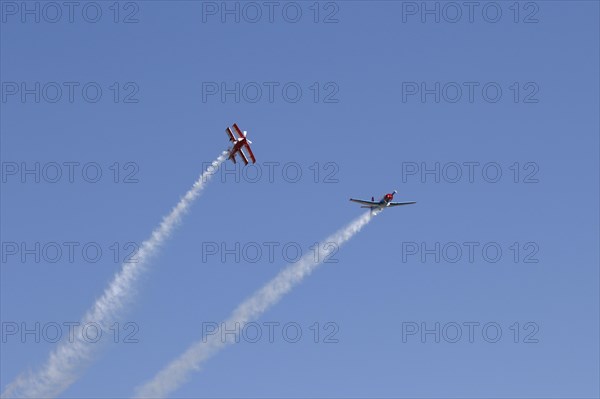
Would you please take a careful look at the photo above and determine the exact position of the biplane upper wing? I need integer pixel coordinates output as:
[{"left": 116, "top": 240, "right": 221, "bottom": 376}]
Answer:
[
  {"left": 237, "top": 149, "right": 250, "bottom": 165},
  {"left": 232, "top": 123, "right": 245, "bottom": 139},
  {"left": 225, "top": 127, "right": 236, "bottom": 143}
]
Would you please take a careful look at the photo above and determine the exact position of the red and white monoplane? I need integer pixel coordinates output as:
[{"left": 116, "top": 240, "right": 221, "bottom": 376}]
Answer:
[{"left": 350, "top": 190, "right": 416, "bottom": 212}]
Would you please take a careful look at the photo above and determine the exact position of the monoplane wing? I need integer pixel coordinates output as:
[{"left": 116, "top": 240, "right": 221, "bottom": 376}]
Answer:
[
  {"left": 349, "top": 198, "right": 379, "bottom": 206},
  {"left": 388, "top": 201, "right": 417, "bottom": 207}
]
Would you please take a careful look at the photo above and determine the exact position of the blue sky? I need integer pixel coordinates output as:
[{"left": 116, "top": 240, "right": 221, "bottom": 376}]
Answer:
[{"left": 1, "top": 1, "right": 599, "bottom": 398}]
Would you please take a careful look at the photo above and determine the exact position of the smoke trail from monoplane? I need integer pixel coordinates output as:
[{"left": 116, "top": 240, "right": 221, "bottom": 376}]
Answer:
[
  {"left": 2, "top": 152, "right": 229, "bottom": 399},
  {"left": 134, "top": 210, "right": 377, "bottom": 398}
]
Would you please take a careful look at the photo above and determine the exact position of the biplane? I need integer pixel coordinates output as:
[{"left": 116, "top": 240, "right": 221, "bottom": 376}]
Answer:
[{"left": 225, "top": 123, "right": 256, "bottom": 165}]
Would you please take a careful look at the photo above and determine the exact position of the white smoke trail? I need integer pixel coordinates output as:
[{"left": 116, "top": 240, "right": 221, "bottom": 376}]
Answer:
[
  {"left": 2, "top": 151, "right": 229, "bottom": 399},
  {"left": 134, "top": 210, "right": 377, "bottom": 398}
]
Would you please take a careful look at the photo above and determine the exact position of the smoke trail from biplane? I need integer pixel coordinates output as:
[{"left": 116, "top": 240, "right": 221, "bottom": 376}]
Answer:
[
  {"left": 2, "top": 152, "right": 229, "bottom": 399},
  {"left": 134, "top": 210, "right": 378, "bottom": 398}
]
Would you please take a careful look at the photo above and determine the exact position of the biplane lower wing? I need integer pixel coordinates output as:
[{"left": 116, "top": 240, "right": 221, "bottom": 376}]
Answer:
[
  {"left": 244, "top": 143, "right": 256, "bottom": 163},
  {"left": 225, "top": 127, "right": 236, "bottom": 143}
]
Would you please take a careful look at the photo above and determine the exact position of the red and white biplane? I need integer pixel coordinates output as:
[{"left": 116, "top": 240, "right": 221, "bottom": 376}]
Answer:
[{"left": 225, "top": 123, "right": 256, "bottom": 165}]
